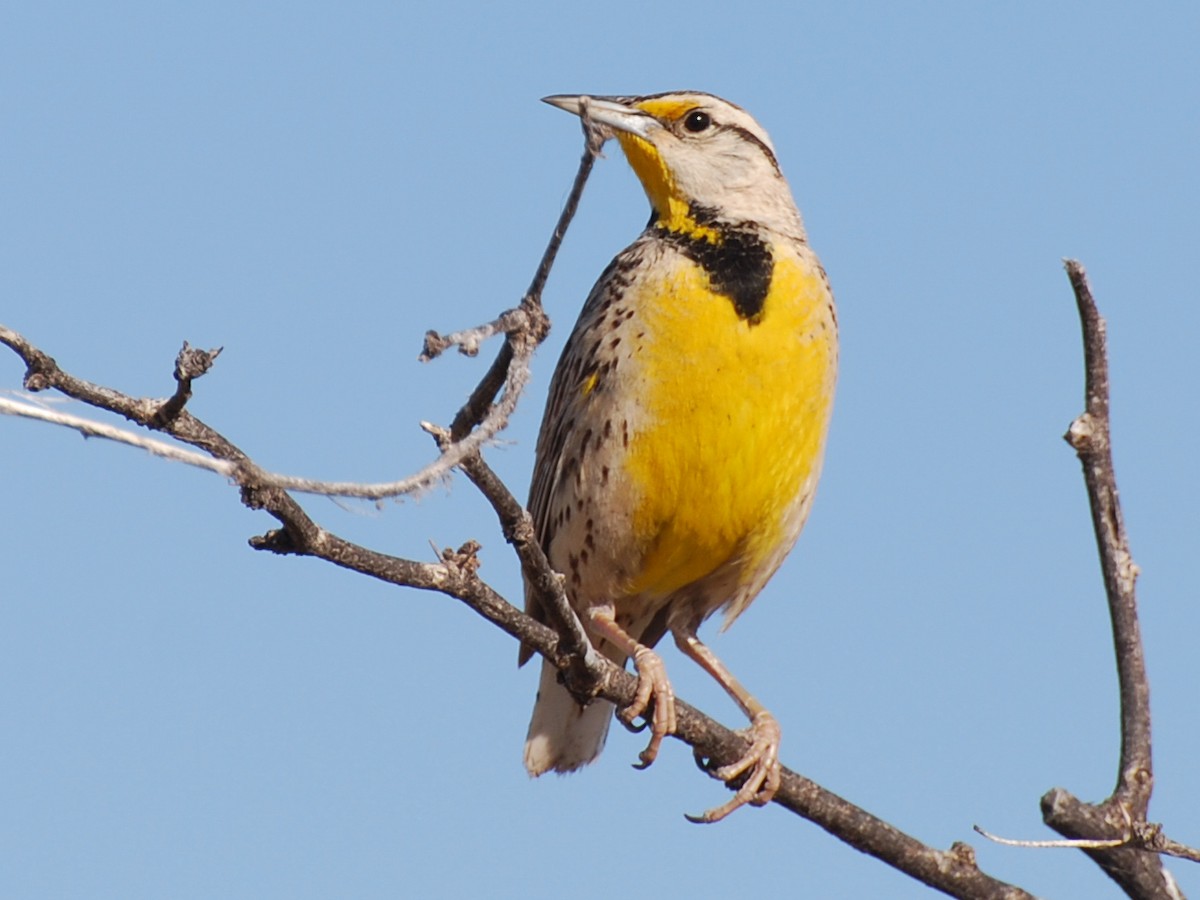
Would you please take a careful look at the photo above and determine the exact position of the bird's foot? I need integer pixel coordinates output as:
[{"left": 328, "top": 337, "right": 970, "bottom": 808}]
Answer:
[
  {"left": 616, "top": 645, "right": 677, "bottom": 769},
  {"left": 687, "top": 710, "right": 781, "bottom": 823}
]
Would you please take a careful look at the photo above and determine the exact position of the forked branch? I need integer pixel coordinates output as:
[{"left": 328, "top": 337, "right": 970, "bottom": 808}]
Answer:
[{"left": 1032, "top": 261, "right": 1190, "bottom": 898}]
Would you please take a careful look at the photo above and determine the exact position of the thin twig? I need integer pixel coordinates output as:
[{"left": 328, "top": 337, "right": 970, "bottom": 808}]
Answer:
[
  {"left": 974, "top": 818, "right": 1131, "bottom": 851},
  {"left": 521, "top": 97, "right": 608, "bottom": 305},
  {"left": 0, "top": 394, "right": 235, "bottom": 476},
  {"left": 0, "top": 384, "right": 493, "bottom": 500}
]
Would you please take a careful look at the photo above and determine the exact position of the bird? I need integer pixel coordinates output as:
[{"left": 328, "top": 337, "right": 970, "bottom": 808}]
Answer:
[{"left": 520, "top": 92, "right": 837, "bottom": 822}]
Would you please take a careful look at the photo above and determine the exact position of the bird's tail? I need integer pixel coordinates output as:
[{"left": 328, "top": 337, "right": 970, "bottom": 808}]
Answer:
[{"left": 524, "top": 658, "right": 614, "bottom": 775}]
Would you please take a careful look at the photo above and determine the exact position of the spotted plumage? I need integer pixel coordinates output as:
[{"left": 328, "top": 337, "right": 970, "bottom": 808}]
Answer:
[{"left": 521, "top": 92, "right": 838, "bottom": 822}]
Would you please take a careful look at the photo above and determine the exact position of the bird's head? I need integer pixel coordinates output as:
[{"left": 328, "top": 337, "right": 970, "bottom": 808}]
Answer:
[{"left": 544, "top": 92, "right": 806, "bottom": 241}]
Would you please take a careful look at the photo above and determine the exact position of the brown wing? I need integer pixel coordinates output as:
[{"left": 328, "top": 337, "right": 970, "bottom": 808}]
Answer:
[{"left": 518, "top": 234, "right": 655, "bottom": 666}]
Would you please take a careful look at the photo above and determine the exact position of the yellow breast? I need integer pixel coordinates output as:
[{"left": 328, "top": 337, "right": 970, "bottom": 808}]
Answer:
[{"left": 622, "top": 246, "right": 837, "bottom": 600}]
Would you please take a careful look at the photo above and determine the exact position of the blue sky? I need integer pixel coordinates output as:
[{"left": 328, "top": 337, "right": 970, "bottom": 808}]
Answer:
[{"left": 3, "top": 2, "right": 1197, "bottom": 897}]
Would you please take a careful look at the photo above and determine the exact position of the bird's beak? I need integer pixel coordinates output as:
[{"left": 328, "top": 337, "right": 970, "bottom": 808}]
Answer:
[{"left": 542, "top": 94, "right": 656, "bottom": 138}]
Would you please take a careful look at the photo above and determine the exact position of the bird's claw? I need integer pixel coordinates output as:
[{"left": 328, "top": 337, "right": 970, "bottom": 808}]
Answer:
[
  {"left": 686, "top": 710, "right": 781, "bottom": 824},
  {"left": 616, "top": 645, "right": 676, "bottom": 769}
]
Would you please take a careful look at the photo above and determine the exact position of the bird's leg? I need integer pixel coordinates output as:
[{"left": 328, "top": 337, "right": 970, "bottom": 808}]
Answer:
[
  {"left": 585, "top": 608, "right": 677, "bottom": 768},
  {"left": 673, "top": 627, "right": 781, "bottom": 823}
]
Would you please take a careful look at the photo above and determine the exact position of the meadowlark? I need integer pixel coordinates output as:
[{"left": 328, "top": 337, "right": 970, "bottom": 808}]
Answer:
[{"left": 520, "top": 92, "right": 837, "bottom": 821}]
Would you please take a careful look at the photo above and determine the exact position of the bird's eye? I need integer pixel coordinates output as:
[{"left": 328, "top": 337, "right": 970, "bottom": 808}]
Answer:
[{"left": 683, "top": 110, "right": 712, "bottom": 133}]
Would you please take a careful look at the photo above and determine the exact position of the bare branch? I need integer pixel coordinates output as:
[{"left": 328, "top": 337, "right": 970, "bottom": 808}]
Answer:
[
  {"left": 1041, "top": 789, "right": 1187, "bottom": 899},
  {"left": 1033, "top": 260, "right": 1182, "bottom": 899},
  {"left": 1062, "top": 260, "right": 1151, "bottom": 808}
]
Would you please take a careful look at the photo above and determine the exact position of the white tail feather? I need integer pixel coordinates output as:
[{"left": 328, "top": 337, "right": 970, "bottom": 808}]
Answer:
[{"left": 524, "top": 659, "right": 613, "bottom": 775}]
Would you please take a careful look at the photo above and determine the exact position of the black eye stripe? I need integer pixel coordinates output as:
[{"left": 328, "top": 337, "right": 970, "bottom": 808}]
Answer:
[
  {"left": 673, "top": 112, "right": 781, "bottom": 174},
  {"left": 727, "top": 124, "right": 781, "bottom": 173}
]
